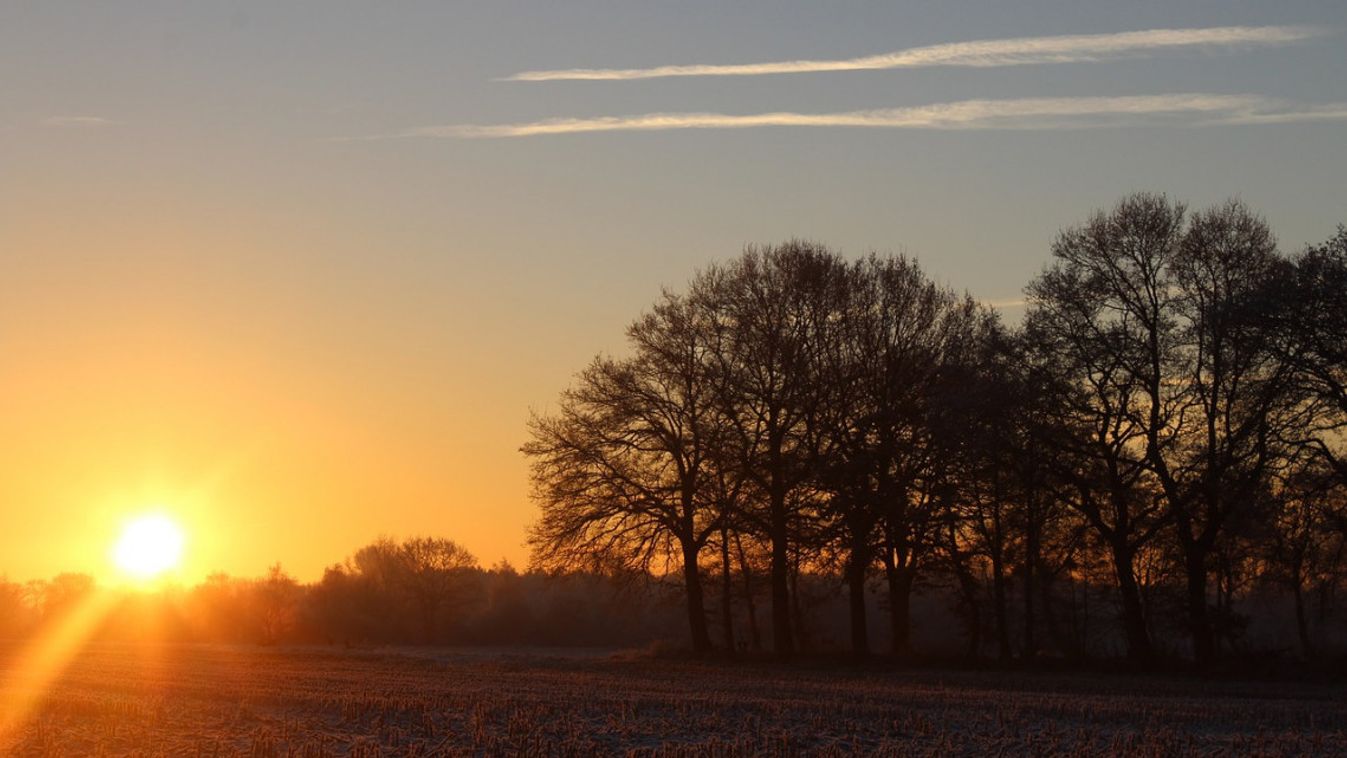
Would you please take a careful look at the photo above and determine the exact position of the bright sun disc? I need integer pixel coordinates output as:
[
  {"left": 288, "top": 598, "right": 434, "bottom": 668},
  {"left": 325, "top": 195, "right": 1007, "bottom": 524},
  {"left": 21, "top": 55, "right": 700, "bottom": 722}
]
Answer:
[{"left": 113, "top": 515, "right": 185, "bottom": 580}]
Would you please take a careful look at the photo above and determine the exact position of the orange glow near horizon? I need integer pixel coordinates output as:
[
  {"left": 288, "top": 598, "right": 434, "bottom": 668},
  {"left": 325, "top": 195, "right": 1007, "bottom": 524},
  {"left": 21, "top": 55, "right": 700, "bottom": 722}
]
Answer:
[{"left": 0, "top": 238, "right": 541, "bottom": 584}]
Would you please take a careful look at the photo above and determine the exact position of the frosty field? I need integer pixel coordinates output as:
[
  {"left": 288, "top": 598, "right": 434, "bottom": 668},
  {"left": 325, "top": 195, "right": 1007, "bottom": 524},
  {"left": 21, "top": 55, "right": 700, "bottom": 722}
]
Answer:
[{"left": 2, "top": 643, "right": 1344, "bottom": 756}]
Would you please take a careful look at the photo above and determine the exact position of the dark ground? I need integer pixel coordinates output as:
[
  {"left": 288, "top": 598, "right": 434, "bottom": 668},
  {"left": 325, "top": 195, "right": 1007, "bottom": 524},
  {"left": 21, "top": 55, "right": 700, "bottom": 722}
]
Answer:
[{"left": 2, "top": 642, "right": 1345, "bottom": 756}]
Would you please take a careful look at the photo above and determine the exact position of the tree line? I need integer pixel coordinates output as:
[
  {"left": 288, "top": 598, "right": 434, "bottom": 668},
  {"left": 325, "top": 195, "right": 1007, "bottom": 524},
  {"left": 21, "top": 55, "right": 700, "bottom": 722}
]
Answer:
[
  {"left": 524, "top": 193, "right": 1347, "bottom": 666},
  {"left": 0, "top": 538, "right": 684, "bottom": 648}
]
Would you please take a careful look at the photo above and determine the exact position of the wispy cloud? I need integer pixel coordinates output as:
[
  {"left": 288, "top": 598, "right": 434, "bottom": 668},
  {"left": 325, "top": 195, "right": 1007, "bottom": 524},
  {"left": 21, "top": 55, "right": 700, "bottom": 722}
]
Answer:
[
  {"left": 365, "top": 93, "right": 1347, "bottom": 140},
  {"left": 43, "top": 115, "right": 116, "bottom": 127},
  {"left": 1213, "top": 104, "right": 1347, "bottom": 125},
  {"left": 505, "top": 25, "right": 1326, "bottom": 82}
]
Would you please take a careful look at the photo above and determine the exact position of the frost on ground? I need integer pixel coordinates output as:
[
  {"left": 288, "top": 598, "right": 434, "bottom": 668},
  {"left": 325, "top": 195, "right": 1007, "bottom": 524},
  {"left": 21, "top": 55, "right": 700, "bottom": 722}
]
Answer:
[{"left": 1, "top": 643, "right": 1344, "bottom": 756}]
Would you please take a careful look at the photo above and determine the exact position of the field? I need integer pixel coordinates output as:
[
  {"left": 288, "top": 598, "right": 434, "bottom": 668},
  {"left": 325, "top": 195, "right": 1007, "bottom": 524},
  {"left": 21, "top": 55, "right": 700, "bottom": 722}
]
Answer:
[{"left": 1, "top": 643, "right": 1345, "bottom": 756}]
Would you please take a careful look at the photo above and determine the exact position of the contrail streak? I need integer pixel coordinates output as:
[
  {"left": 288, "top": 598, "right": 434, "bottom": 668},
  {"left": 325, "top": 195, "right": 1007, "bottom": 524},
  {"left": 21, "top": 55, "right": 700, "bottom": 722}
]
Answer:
[
  {"left": 505, "top": 25, "right": 1325, "bottom": 81},
  {"left": 381, "top": 94, "right": 1278, "bottom": 139}
]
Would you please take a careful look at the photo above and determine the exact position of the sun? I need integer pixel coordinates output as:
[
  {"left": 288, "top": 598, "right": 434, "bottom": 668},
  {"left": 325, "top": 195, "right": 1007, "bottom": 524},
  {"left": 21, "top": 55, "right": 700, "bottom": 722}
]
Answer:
[{"left": 112, "top": 514, "right": 186, "bottom": 580}]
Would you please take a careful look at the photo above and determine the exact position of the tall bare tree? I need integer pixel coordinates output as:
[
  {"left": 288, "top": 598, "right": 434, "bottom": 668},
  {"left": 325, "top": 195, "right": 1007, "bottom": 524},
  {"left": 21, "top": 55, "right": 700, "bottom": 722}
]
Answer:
[
  {"left": 692, "top": 242, "right": 850, "bottom": 657},
  {"left": 1032, "top": 194, "right": 1307, "bottom": 664},
  {"left": 1024, "top": 220, "right": 1175, "bottom": 663},
  {"left": 1154, "top": 200, "right": 1308, "bottom": 663},
  {"left": 823, "top": 255, "right": 994, "bottom": 656},
  {"left": 524, "top": 291, "right": 726, "bottom": 654},
  {"left": 1267, "top": 226, "right": 1347, "bottom": 482}
]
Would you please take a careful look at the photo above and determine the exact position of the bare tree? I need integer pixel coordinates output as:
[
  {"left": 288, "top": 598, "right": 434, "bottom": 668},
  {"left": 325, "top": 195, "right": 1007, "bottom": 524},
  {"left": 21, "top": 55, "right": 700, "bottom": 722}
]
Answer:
[
  {"left": 1024, "top": 222, "right": 1175, "bottom": 663},
  {"left": 256, "top": 563, "right": 300, "bottom": 645},
  {"left": 1268, "top": 226, "right": 1347, "bottom": 482},
  {"left": 1032, "top": 195, "right": 1307, "bottom": 664},
  {"left": 394, "top": 537, "right": 480, "bottom": 642},
  {"left": 692, "top": 242, "right": 850, "bottom": 657},
  {"left": 824, "top": 255, "right": 995, "bottom": 656},
  {"left": 524, "top": 291, "right": 727, "bottom": 654},
  {"left": 1153, "top": 200, "right": 1307, "bottom": 664},
  {"left": 951, "top": 336, "right": 1031, "bottom": 662}
]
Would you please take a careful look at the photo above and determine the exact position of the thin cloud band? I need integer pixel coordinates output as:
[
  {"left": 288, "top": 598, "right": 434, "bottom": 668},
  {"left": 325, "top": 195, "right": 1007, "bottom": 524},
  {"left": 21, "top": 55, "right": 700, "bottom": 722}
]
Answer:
[
  {"left": 505, "top": 25, "right": 1326, "bottom": 82},
  {"left": 366, "top": 94, "right": 1346, "bottom": 140}
]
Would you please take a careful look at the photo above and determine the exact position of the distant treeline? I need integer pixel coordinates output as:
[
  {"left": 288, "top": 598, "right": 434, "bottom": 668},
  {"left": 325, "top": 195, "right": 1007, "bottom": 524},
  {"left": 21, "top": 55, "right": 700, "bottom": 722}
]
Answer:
[
  {"left": 524, "top": 193, "right": 1347, "bottom": 666},
  {"left": 0, "top": 539, "right": 684, "bottom": 648}
]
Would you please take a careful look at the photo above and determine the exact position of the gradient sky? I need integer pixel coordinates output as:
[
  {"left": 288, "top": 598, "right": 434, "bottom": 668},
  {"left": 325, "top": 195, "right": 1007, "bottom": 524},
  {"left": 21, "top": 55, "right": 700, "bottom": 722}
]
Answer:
[{"left": 3, "top": 1, "right": 1345, "bottom": 584}]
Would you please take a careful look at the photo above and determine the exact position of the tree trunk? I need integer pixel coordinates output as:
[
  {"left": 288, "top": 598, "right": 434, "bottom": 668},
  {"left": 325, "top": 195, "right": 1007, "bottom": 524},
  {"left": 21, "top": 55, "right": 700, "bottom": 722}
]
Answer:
[
  {"left": 1214, "top": 553, "right": 1235, "bottom": 657},
  {"left": 789, "top": 550, "right": 807, "bottom": 652},
  {"left": 734, "top": 533, "right": 762, "bottom": 651},
  {"left": 1292, "top": 575, "right": 1312, "bottom": 659},
  {"left": 1040, "top": 571, "right": 1069, "bottom": 657},
  {"left": 1023, "top": 552, "right": 1034, "bottom": 659},
  {"left": 956, "top": 567, "right": 981, "bottom": 661},
  {"left": 1110, "top": 541, "right": 1154, "bottom": 663},
  {"left": 719, "top": 526, "right": 736, "bottom": 656},
  {"left": 846, "top": 541, "right": 870, "bottom": 657},
  {"left": 991, "top": 546, "right": 1011, "bottom": 663},
  {"left": 769, "top": 493, "right": 794, "bottom": 658},
  {"left": 885, "top": 560, "right": 915, "bottom": 657},
  {"left": 681, "top": 541, "right": 712, "bottom": 655},
  {"left": 1023, "top": 523, "right": 1038, "bottom": 661},
  {"left": 1184, "top": 547, "right": 1214, "bottom": 666},
  {"left": 1021, "top": 482, "right": 1046, "bottom": 661}
]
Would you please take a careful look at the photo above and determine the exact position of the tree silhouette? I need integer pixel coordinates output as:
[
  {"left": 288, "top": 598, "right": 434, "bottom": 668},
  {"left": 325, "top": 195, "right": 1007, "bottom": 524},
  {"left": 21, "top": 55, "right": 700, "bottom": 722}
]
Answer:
[
  {"left": 257, "top": 563, "right": 300, "bottom": 645},
  {"left": 690, "top": 242, "right": 851, "bottom": 657},
  {"left": 1023, "top": 198, "right": 1181, "bottom": 662},
  {"left": 524, "top": 292, "right": 728, "bottom": 654},
  {"left": 512, "top": 196, "right": 1347, "bottom": 664},
  {"left": 1269, "top": 226, "right": 1347, "bottom": 483}
]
